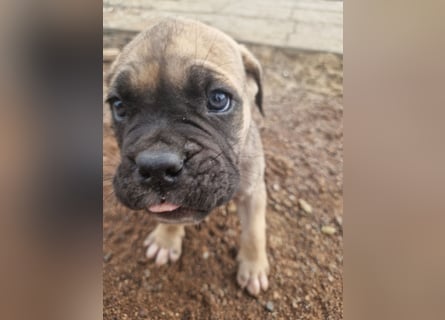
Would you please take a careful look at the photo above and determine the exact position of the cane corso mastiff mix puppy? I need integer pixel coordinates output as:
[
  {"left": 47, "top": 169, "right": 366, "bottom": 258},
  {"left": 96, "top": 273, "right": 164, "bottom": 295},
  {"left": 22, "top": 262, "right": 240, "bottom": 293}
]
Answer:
[{"left": 106, "top": 17, "right": 269, "bottom": 295}]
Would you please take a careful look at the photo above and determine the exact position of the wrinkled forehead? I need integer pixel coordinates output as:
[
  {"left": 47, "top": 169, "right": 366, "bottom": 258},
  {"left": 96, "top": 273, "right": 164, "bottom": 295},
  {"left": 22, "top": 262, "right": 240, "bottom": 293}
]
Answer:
[{"left": 108, "top": 20, "right": 245, "bottom": 94}]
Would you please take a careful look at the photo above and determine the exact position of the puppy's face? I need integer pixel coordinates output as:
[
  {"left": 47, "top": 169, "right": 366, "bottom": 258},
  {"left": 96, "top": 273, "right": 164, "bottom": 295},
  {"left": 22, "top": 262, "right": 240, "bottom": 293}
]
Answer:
[{"left": 106, "top": 18, "right": 262, "bottom": 224}]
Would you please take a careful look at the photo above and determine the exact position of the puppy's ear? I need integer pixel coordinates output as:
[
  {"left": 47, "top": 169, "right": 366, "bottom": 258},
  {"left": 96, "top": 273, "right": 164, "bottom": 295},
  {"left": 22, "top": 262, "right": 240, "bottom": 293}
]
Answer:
[{"left": 239, "top": 45, "right": 264, "bottom": 116}]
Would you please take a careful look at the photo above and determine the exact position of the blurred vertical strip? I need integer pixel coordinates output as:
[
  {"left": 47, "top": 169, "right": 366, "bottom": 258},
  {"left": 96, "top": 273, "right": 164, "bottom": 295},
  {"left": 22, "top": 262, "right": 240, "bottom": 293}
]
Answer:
[
  {"left": 0, "top": 1, "right": 102, "bottom": 320},
  {"left": 345, "top": 0, "right": 445, "bottom": 320}
]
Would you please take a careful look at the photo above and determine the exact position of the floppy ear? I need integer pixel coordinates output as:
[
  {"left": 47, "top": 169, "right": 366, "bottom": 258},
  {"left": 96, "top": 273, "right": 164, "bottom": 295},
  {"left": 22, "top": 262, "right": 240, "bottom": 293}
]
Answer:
[{"left": 239, "top": 45, "right": 264, "bottom": 116}]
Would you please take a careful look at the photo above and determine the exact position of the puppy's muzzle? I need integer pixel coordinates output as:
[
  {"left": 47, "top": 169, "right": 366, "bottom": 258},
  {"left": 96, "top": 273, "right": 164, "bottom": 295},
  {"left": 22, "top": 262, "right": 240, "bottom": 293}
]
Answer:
[{"left": 135, "top": 150, "right": 184, "bottom": 187}]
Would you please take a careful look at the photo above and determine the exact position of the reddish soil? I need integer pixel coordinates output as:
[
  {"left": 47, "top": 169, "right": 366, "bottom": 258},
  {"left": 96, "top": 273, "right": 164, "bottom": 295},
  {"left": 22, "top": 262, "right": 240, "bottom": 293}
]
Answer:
[{"left": 103, "top": 30, "right": 343, "bottom": 320}]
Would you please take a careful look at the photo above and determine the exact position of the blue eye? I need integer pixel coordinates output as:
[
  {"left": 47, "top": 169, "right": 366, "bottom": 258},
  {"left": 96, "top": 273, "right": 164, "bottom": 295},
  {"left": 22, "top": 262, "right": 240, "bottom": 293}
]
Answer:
[
  {"left": 111, "top": 99, "right": 127, "bottom": 121},
  {"left": 207, "top": 90, "right": 231, "bottom": 112}
]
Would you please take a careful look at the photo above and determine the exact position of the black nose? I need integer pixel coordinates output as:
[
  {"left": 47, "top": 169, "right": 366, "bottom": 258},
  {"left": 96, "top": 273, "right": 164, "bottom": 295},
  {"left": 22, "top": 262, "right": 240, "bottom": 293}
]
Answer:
[{"left": 135, "top": 150, "right": 183, "bottom": 185}]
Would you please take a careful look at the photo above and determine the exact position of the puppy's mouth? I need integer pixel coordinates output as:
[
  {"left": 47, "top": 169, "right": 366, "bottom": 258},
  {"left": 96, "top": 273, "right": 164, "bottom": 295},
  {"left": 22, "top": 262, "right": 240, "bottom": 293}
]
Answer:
[
  {"left": 147, "top": 202, "right": 181, "bottom": 213},
  {"left": 145, "top": 202, "right": 208, "bottom": 224}
]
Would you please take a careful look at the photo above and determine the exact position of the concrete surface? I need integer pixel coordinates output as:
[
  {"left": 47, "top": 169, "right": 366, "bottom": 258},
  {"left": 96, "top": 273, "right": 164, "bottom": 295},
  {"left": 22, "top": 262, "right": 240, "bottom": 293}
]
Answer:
[{"left": 103, "top": 0, "right": 343, "bottom": 53}]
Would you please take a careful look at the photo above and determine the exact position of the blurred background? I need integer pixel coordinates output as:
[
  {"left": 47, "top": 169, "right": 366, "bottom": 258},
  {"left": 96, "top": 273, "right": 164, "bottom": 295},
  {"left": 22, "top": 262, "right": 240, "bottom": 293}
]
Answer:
[
  {"left": 0, "top": 1, "right": 103, "bottom": 320},
  {"left": 103, "top": 0, "right": 342, "bottom": 53}
]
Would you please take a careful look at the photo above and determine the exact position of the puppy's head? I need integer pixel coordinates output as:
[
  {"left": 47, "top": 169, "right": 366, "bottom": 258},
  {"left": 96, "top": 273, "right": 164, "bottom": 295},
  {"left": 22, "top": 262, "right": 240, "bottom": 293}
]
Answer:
[{"left": 105, "top": 18, "right": 262, "bottom": 224}]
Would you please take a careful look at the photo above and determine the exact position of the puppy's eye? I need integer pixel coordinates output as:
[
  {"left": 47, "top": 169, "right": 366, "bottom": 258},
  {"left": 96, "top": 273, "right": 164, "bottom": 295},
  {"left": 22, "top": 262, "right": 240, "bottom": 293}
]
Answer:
[
  {"left": 207, "top": 90, "right": 231, "bottom": 113},
  {"left": 111, "top": 99, "right": 127, "bottom": 121}
]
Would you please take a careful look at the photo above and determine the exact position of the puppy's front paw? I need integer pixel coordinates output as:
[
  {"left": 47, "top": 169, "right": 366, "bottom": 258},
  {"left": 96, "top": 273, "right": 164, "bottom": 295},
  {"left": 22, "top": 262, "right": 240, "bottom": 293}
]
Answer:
[
  {"left": 237, "top": 255, "right": 270, "bottom": 296},
  {"left": 143, "top": 224, "right": 185, "bottom": 266}
]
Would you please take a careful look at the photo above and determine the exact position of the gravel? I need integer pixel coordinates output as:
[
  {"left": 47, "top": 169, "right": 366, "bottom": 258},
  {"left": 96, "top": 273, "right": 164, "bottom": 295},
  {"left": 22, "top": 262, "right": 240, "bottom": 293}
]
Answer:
[
  {"left": 298, "top": 199, "right": 313, "bottom": 214},
  {"left": 104, "top": 252, "right": 113, "bottom": 262},
  {"left": 321, "top": 225, "right": 337, "bottom": 235},
  {"left": 265, "top": 301, "right": 275, "bottom": 312}
]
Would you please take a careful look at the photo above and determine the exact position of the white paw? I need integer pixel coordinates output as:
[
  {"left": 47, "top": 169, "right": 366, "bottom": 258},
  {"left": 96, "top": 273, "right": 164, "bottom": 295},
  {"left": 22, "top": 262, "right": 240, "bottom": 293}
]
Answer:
[
  {"left": 237, "top": 256, "right": 270, "bottom": 296},
  {"left": 143, "top": 225, "right": 184, "bottom": 266}
]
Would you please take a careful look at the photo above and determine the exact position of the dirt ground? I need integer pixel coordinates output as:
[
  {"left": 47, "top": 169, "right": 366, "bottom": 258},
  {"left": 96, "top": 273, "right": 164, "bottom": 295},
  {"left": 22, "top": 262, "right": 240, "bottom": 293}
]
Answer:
[{"left": 103, "top": 30, "right": 343, "bottom": 320}]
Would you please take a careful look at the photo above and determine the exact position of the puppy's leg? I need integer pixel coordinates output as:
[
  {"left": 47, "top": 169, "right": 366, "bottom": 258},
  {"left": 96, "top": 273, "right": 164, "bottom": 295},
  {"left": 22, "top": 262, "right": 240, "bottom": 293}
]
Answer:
[
  {"left": 143, "top": 224, "right": 185, "bottom": 266},
  {"left": 236, "top": 180, "right": 269, "bottom": 296}
]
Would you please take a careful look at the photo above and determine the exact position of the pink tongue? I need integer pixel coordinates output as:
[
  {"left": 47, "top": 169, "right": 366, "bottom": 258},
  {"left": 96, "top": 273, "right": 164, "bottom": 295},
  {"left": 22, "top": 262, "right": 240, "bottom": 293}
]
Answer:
[{"left": 148, "top": 203, "right": 180, "bottom": 213}]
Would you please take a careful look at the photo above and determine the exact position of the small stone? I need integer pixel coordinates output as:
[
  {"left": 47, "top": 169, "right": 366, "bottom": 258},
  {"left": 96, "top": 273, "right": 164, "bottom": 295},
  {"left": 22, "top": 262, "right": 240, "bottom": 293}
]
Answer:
[
  {"left": 265, "top": 301, "right": 274, "bottom": 312},
  {"left": 152, "top": 283, "right": 162, "bottom": 292},
  {"left": 328, "top": 274, "right": 334, "bottom": 282},
  {"left": 285, "top": 268, "right": 293, "bottom": 277},
  {"left": 292, "top": 300, "right": 299, "bottom": 309},
  {"left": 123, "top": 226, "right": 134, "bottom": 235},
  {"left": 283, "top": 199, "right": 293, "bottom": 208},
  {"left": 272, "top": 183, "right": 280, "bottom": 191},
  {"left": 273, "top": 291, "right": 280, "bottom": 299},
  {"left": 137, "top": 259, "right": 147, "bottom": 265},
  {"left": 103, "top": 48, "right": 120, "bottom": 62},
  {"left": 298, "top": 199, "right": 312, "bottom": 214},
  {"left": 289, "top": 194, "right": 297, "bottom": 202},
  {"left": 139, "top": 309, "right": 148, "bottom": 317},
  {"left": 103, "top": 252, "right": 113, "bottom": 262},
  {"left": 203, "top": 251, "right": 209, "bottom": 259},
  {"left": 227, "top": 201, "right": 237, "bottom": 214},
  {"left": 269, "top": 190, "right": 278, "bottom": 199},
  {"left": 335, "top": 216, "right": 343, "bottom": 226},
  {"left": 321, "top": 225, "right": 336, "bottom": 235},
  {"left": 226, "top": 229, "right": 236, "bottom": 238},
  {"left": 318, "top": 177, "right": 326, "bottom": 190},
  {"left": 143, "top": 270, "right": 151, "bottom": 278}
]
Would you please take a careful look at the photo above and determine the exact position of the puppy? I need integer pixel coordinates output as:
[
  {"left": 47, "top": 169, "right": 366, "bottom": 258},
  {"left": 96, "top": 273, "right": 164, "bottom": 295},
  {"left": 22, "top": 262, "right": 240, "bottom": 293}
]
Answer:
[{"left": 105, "top": 17, "right": 269, "bottom": 296}]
